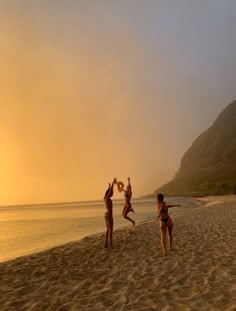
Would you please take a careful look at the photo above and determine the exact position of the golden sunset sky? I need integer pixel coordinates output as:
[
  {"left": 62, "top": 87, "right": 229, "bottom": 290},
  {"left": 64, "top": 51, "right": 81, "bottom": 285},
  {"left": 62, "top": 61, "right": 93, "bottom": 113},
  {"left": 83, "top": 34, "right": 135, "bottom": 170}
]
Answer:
[{"left": 0, "top": 1, "right": 235, "bottom": 205}]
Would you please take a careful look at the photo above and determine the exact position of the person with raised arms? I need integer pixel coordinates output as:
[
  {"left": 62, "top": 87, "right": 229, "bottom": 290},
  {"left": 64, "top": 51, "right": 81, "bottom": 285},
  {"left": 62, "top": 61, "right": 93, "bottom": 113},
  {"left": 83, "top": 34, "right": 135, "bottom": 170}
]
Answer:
[
  {"left": 104, "top": 178, "right": 116, "bottom": 249},
  {"left": 122, "top": 177, "right": 135, "bottom": 227}
]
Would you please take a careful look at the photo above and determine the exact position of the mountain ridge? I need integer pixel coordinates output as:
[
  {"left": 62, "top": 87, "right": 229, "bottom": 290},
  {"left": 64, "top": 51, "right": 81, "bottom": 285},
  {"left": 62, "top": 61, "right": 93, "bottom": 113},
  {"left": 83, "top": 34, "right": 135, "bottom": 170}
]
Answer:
[{"left": 155, "top": 100, "right": 236, "bottom": 196}]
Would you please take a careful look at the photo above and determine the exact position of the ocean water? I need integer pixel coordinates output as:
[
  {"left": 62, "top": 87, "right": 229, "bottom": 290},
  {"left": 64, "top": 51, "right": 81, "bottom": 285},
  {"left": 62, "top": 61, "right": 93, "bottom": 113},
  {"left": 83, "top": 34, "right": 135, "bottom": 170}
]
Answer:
[{"left": 0, "top": 197, "right": 194, "bottom": 262}]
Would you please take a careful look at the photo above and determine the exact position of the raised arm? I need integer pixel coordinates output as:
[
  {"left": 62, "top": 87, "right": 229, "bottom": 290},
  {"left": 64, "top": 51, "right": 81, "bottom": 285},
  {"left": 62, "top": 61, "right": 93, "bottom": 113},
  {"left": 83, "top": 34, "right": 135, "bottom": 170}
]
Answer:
[
  {"left": 127, "top": 177, "right": 132, "bottom": 196},
  {"left": 104, "top": 178, "right": 116, "bottom": 200},
  {"left": 111, "top": 177, "right": 117, "bottom": 191},
  {"left": 108, "top": 177, "right": 117, "bottom": 196},
  {"left": 104, "top": 183, "right": 111, "bottom": 200}
]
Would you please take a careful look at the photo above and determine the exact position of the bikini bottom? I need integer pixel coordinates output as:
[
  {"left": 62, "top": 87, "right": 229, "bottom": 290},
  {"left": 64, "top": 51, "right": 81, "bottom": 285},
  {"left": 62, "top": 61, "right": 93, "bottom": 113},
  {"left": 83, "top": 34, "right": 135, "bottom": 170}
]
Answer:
[{"left": 160, "top": 217, "right": 169, "bottom": 223}]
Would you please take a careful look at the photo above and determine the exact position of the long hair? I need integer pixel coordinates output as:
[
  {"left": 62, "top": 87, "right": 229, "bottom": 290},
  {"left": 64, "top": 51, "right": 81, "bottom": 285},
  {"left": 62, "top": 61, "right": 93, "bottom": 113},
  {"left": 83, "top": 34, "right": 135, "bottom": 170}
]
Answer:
[{"left": 157, "top": 193, "right": 164, "bottom": 202}]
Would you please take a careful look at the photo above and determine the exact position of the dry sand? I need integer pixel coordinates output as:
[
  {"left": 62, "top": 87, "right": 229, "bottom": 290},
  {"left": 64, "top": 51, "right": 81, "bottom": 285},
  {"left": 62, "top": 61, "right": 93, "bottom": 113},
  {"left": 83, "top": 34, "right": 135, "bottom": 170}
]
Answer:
[{"left": 0, "top": 196, "right": 235, "bottom": 311}]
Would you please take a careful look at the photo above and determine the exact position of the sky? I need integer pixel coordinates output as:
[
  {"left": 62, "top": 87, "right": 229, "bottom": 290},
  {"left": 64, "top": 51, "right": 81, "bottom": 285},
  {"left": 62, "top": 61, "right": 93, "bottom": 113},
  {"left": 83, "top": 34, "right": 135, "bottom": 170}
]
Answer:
[{"left": 0, "top": 0, "right": 236, "bottom": 205}]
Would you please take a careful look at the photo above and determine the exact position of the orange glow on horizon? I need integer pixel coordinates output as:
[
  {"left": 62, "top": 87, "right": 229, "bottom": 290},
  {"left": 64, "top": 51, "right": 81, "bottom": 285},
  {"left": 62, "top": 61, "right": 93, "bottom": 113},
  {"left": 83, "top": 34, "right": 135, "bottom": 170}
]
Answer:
[{"left": 1, "top": 1, "right": 232, "bottom": 205}]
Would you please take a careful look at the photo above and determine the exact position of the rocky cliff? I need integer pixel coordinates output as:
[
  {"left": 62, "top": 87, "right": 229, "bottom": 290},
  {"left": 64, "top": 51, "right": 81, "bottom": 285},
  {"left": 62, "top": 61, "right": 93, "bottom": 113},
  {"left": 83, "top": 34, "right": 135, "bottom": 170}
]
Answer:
[{"left": 155, "top": 100, "right": 236, "bottom": 196}]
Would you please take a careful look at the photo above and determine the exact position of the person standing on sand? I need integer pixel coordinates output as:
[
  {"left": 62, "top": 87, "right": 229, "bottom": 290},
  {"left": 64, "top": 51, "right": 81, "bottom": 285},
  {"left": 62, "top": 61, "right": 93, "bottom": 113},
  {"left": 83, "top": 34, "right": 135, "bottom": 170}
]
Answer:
[
  {"left": 157, "top": 193, "right": 180, "bottom": 256},
  {"left": 104, "top": 178, "right": 116, "bottom": 249},
  {"left": 122, "top": 177, "right": 135, "bottom": 227}
]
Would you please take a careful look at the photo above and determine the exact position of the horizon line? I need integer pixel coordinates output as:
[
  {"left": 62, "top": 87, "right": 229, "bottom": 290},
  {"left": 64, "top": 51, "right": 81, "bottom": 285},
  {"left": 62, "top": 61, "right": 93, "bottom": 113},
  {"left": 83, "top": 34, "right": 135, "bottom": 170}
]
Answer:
[{"left": 0, "top": 195, "right": 154, "bottom": 209}]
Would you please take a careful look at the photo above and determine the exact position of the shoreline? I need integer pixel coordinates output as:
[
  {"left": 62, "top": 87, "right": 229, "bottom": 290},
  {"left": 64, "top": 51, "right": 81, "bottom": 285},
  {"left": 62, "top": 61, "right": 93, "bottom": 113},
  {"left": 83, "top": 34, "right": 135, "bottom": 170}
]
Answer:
[
  {"left": 0, "top": 218, "right": 158, "bottom": 266},
  {"left": 0, "top": 195, "right": 235, "bottom": 310},
  {"left": 0, "top": 197, "right": 199, "bottom": 264}
]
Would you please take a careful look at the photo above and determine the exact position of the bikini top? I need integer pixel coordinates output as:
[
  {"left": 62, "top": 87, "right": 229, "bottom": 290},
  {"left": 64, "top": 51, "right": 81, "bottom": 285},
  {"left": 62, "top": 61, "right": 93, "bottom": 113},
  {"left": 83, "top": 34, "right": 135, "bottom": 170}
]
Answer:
[
  {"left": 124, "top": 191, "right": 131, "bottom": 199},
  {"left": 161, "top": 209, "right": 168, "bottom": 213},
  {"left": 160, "top": 204, "right": 168, "bottom": 213}
]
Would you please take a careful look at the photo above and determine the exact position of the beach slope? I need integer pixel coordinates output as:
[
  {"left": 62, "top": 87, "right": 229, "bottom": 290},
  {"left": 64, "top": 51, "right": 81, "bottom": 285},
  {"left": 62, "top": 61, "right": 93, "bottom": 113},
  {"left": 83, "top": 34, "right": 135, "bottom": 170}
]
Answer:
[{"left": 0, "top": 196, "right": 235, "bottom": 311}]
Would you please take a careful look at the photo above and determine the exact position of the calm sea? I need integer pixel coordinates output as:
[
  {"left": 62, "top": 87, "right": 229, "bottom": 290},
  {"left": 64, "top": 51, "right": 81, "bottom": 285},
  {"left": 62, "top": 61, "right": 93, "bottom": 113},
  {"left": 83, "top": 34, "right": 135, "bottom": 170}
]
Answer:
[{"left": 0, "top": 197, "right": 194, "bottom": 262}]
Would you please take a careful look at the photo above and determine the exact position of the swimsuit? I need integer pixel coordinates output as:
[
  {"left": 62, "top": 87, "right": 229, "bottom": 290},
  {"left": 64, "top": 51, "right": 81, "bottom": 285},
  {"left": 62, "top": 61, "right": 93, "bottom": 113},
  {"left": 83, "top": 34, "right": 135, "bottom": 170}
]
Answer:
[
  {"left": 161, "top": 208, "right": 168, "bottom": 213},
  {"left": 104, "top": 198, "right": 113, "bottom": 218},
  {"left": 160, "top": 217, "right": 169, "bottom": 223},
  {"left": 123, "top": 202, "right": 133, "bottom": 214},
  {"left": 159, "top": 205, "right": 169, "bottom": 223},
  {"left": 104, "top": 211, "right": 113, "bottom": 227},
  {"left": 123, "top": 191, "right": 134, "bottom": 213}
]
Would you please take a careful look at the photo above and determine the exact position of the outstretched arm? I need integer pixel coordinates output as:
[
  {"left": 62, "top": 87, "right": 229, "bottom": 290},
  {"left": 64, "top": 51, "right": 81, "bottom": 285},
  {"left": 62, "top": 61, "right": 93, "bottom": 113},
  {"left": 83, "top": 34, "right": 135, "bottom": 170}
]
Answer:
[{"left": 166, "top": 204, "right": 181, "bottom": 208}]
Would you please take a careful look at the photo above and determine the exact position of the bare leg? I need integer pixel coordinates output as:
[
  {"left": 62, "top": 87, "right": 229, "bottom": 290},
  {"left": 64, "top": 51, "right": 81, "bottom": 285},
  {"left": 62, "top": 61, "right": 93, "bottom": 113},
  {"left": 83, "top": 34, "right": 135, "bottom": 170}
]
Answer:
[
  {"left": 124, "top": 214, "right": 135, "bottom": 226},
  {"left": 160, "top": 223, "right": 167, "bottom": 256},
  {"left": 109, "top": 221, "right": 113, "bottom": 249},
  {"left": 122, "top": 205, "right": 126, "bottom": 217},
  {"left": 104, "top": 216, "right": 109, "bottom": 248},
  {"left": 123, "top": 206, "right": 135, "bottom": 226},
  {"left": 105, "top": 229, "right": 109, "bottom": 248},
  {"left": 167, "top": 220, "right": 173, "bottom": 251}
]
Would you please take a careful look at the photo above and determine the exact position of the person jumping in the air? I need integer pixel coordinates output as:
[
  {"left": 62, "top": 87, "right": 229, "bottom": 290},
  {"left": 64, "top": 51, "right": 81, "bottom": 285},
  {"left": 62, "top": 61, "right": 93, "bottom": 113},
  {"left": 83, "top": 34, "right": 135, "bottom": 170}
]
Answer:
[{"left": 122, "top": 177, "right": 135, "bottom": 227}]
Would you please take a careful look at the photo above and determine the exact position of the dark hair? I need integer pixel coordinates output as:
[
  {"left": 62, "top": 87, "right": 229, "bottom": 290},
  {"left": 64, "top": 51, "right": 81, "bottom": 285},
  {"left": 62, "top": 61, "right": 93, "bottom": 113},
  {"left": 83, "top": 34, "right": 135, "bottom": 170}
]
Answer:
[
  {"left": 104, "top": 184, "right": 113, "bottom": 199},
  {"left": 157, "top": 193, "right": 164, "bottom": 202}
]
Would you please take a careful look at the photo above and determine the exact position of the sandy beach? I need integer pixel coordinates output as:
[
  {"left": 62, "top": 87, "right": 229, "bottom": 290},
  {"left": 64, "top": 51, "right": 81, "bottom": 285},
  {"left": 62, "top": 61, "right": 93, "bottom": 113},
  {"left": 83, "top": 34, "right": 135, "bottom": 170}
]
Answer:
[{"left": 0, "top": 196, "right": 235, "bottom": 311}]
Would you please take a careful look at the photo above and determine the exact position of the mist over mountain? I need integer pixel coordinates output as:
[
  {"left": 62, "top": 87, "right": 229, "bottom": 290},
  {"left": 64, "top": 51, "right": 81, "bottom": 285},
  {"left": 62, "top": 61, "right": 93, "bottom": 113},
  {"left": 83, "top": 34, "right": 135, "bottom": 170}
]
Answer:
[{"left": 156, "top": 100, "right": 236, "bottom": 196}]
